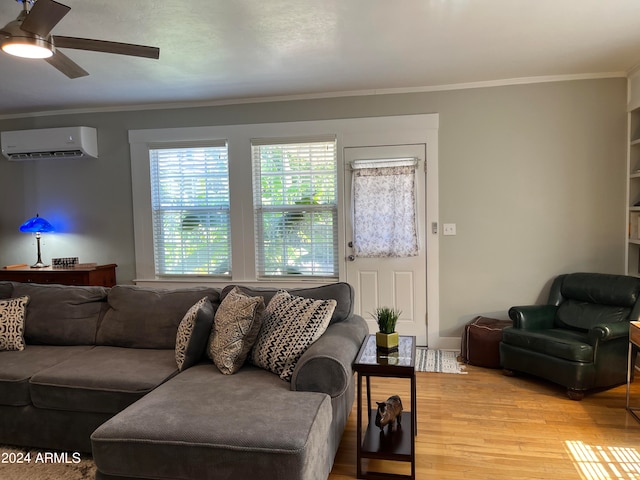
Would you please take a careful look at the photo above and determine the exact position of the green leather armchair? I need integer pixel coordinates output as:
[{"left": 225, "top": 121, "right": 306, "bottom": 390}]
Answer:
[{"left": 499, "top": 272, "right": 640, "bottom": 400}]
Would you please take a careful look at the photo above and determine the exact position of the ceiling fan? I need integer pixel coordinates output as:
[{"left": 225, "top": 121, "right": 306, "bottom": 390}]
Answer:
[{"left": 0, "top": 0, "right": 159, "bottom": 78}]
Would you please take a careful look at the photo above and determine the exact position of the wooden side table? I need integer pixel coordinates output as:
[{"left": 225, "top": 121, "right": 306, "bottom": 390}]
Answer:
[
  {"left": 353, "top": 334, "right": 417, "bottom": 480},
  {"left": 627, "top": 321, "right": 640, "bottom": 424},
  {"left": 0, "top": 264, "right": 117, "bottom": 287}
]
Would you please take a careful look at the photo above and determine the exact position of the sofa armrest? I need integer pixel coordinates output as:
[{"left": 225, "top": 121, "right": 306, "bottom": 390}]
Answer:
[
  {"left": 588, "top": 321, "right": 631, "bottom": 343},
  {"left": 291, "top": 314, "right": 369, "bottom": 398},
  {"left": 508, "top": 305, "right": 558, "bottom": 330}
]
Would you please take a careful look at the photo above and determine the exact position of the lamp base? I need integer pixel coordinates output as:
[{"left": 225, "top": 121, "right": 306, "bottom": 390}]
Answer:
[{"left": 30, "top": 233, "right": 48, "bottom": 268}]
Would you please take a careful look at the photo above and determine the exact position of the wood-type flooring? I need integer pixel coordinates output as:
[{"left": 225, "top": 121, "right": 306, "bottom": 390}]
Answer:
[{"left": 329, "top": 364, "right": 640, "bottom": 480}]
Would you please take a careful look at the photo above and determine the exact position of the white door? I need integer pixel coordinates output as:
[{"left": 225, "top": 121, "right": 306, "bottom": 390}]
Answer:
[{"left": 344, "top": 144, "right": 427, "bottom": 344}]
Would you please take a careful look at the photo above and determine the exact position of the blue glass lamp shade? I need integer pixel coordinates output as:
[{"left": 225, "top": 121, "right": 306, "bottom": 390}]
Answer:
[
  {"left": 19, "top": 214, "right": 54, "bottom": 234},
  {"left": 19, "top": 214, "right": 54, "bottom": 268}
]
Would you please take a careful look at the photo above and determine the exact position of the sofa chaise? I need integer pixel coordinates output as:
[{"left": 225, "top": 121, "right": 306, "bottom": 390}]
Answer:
[{"left": 0, "top": 280, "right": 368, "bottom": 480}]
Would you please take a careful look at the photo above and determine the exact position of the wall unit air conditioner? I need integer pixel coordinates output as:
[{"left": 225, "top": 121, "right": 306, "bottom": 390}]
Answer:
[{"left": 1, "top": 126, "right": 98, "bottom": 161}]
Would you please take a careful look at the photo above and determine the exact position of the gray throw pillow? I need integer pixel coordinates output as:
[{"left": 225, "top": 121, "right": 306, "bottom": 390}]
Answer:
[
  {"left": 250, "top": 290, "right": 336, "bottom": 382},
  {"left": 175, "top": 297, "right": 215, "bottom": 371},
  {"left": 208, "top": 287, "right": 265, "bottom": 375},
  {"left": 0, "top": 295, "right": 29, "bottom": 351}
]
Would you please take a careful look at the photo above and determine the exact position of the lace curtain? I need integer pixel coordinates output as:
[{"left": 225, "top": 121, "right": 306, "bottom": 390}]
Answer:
[{"left": 352, "top": 161, "right": 419, "bottom": 257}]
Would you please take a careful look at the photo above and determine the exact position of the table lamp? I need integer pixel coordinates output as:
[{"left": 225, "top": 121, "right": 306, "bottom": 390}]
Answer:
[{"left": 19, "top": 214, "right": 54, "bottom": 268}]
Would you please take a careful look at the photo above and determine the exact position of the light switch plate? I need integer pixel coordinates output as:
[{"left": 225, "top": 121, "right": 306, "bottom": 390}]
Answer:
[{"left": 443, "top": 223, "right": 456, "bottom": 236}]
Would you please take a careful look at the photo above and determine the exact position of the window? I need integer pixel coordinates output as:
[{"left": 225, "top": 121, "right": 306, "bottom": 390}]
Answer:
[
  {"left": 351, "top": 158, "right": 419, "bottom": 258},
  {"left": 149, "top": 143, "right": 231, "bottom": 276},
  {"left": 252, "top": 138, "right": 338, "bottom": 278}
]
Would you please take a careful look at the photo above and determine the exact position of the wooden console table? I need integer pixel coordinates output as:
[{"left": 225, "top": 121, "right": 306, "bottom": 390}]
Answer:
[{"left": 0, "top": 264, "right": 117, "bottom": 287}]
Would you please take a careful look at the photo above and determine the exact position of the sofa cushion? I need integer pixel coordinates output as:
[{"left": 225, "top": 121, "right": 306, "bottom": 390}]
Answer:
[
  {"left": 221, "top": 282, "right": 353, "bottom": 324},
  {"left": 0, "top": 296, "right": 29, "bottom": 351},
  {"left": 29, "top": 346, "right": 178, "bottom": 414},
  {"left": 0, "top": 281, "right": 13, "bottom": 299},
  {"left": 556, "top": 300, "right": 630, "bottom": 332},
  {"left": 0, "top": 345, "right": 93, "bottom": 406},
  {"left": 97, "top": 285, "right": 221, "bottom": 349},
  {"left": 208, "top": 286, "right": 265, "bottom": 375},
  {"left": 560, "top": 272, "right": 640, "bottom": 307},
  {"left": 175, "top": 297, "right": 214, "bottom": 372},
  {"left": 250, "top": 290, "right": 336, "bottom": 381},
  {"left": 91, "top": 364, "right": 333, "bottom": 480},
  {"left": 11, "top": 283, "right": 108, "bottom": 346},
  {"left": 501, "top": 327, "right": 593, "bottom": 363}
]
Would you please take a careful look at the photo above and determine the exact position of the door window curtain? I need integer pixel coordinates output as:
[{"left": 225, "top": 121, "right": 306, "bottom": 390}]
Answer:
[{"left": 351, "top": 158, "right": 419, "bottom": 258}]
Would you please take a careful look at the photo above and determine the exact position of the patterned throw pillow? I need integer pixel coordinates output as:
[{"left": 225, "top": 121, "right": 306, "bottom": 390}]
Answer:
[
  {"left": 0, "top": 296, "right": 30, "bottom": 351},
  {"left": 175, "top": 297, "right": 215, "bottom": 371},
  {"left": 208, "top": 287, "right": 265, "bottom": 375},
  {"left": 250, "top": 290, "right": 336, "bottom": 382}
]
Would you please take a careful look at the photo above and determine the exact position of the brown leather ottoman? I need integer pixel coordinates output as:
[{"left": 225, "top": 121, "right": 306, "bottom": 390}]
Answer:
[{"left": 461, "top": 316, "right": 512, "bottom": 368}]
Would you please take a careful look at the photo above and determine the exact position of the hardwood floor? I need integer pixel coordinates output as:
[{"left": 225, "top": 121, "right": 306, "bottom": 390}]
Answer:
[{"left": 329, "top": 365, "right": 640, "bottom": 480}]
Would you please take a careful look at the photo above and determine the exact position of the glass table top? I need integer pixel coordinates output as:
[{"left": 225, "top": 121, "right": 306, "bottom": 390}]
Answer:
[{"left": 355, "top": 334, "right": 415, "bottom": 368}]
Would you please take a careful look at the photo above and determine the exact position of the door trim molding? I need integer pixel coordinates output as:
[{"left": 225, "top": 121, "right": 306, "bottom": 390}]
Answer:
[{"left": 338, "top": 114, "right": 441, "bottom": 347}]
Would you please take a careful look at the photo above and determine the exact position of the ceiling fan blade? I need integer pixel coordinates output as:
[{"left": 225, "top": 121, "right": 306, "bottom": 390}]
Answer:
[
  {"left": 20, "top": 0, "right": 70, "bottom": 38},
  {"left": 53, "top": 36, "right": 160, "bottom": 59},
  {"left": 44, "top": 49, "right": 88, "bottom": 79}
]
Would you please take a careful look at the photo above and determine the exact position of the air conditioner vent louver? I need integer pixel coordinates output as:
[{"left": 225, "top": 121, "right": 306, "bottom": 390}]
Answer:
[
  {"left": 8, "top": 150, "right": 87, "bottom": 161},
  {"left": 1, "top": 127, "right": 98, "bottom": 161}
]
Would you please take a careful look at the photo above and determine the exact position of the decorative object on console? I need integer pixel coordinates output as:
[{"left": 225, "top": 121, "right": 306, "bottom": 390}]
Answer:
[
  {"left": 19, "top": 213, "right": 54, "bottom": 268},
  {"left": 373, "top": 306, "right": 401, "bottom": 352},
  {"left": 375, "top": 394, "right": 403, "bottom": 433},
  {"left": 52, "top": 257, "right": 78, "bottom": 268}
]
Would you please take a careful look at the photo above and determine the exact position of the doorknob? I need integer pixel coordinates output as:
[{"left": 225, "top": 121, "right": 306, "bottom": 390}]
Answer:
[{"left": 348, "top": 255, "right": 356, "bottom": 262}]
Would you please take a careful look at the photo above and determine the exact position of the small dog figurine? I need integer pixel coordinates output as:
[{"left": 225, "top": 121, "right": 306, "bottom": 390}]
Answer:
[{"left": 375, "top": 395, "right": 403, "bottom": 433}]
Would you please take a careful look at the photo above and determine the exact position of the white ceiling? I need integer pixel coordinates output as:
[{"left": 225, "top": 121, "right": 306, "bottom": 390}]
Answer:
[{"left": 1, "top": 0, "right": 640, "bottom": 116}]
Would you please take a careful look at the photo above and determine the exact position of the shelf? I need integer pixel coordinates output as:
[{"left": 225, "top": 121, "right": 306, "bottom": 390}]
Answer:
[
  {"left": 629, "top": 84, "right": 640, "bottom": 277},
  {"left": 361, "top": 409, "right": 413, "bottom": 461}
]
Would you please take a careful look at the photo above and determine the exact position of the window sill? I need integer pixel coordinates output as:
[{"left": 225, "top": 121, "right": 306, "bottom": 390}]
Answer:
[{"left": 133, "top": 277, "right": 339, "bottom": 289}]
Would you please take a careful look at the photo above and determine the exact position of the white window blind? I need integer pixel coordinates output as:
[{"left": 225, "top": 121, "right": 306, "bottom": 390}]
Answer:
[
  {"left": 252, "top": 138, "right": 338, "bottom": 278},
  {"left": 149, "top": 143, "right": 231, "bottom": 276}
]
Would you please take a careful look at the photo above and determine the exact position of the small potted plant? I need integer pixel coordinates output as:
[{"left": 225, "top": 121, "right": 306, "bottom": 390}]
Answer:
[{"left": 372, "top": 307, "right": 401, "bottom": 352}]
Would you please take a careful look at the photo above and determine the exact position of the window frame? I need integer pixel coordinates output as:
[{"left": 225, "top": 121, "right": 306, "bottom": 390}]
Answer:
[
  {"left": 129, "top": 122, "right": 348, "bottom": 286},
  {"left": 252, "top": 137, "right": 339, "bottom": 280},
  {"left": 148, "top": 141, "right": 232, "bottom": 277}
]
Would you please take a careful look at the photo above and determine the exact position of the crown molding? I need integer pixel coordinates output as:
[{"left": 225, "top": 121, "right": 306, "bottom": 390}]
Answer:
[{"left": 0, "top": 71, "right": 627, "bottom": 120}]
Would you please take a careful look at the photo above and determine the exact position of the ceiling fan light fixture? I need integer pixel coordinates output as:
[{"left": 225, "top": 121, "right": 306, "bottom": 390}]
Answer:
[{"left": 2, "top": 35, "right": 53, "bottom": 58}]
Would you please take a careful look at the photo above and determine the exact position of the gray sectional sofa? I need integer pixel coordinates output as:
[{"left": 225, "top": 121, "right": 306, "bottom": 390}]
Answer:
[{"left": 0, "top": 281, "right": 368, "bottom": 480}]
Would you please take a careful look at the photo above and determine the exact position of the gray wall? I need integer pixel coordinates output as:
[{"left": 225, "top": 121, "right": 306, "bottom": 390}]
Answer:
[{"left": 0, "top": 77, "right": 627, "bottom": 339}]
